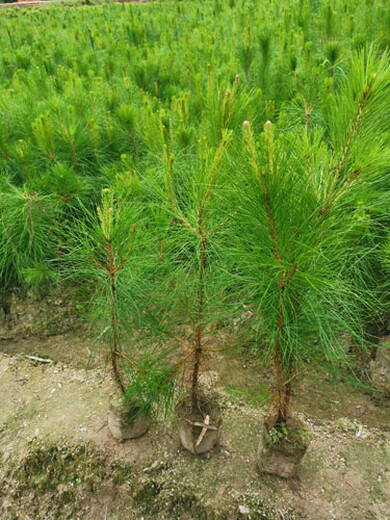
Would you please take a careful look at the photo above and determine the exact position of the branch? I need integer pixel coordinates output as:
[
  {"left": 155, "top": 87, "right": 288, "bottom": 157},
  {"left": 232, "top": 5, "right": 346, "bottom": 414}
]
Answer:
[
  {"left": 282, "top": 356, "right": 327, "bottom": 387},
  {"left": 119, "top": 351, "right": 141, "bottom": 374},
  {"left": 88, "top": 256, "right": 108, "bottom": 272}
]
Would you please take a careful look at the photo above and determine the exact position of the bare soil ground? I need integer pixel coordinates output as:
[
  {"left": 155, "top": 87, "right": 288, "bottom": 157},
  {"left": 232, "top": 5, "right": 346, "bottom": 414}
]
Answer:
[
  {"left": 0, "top": 291, "right": 389, "bottom": 519},
  {"left": 1, "top": 331, "right": 389, "bottom": 520}
]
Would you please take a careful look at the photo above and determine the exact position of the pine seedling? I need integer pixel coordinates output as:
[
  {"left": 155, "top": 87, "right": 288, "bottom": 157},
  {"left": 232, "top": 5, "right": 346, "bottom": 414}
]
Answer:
[
  {"left": 65, "top": 188, "right": 176, "bottom": 415},
  {"left": 228, "top": 95, "right": 388, "bottom": 436},
  {"left": 160, "top": 124, "right": 232, "bottom": 413},
  {"left": 230, "top": 46, "right": 390, "bottom": 439}
]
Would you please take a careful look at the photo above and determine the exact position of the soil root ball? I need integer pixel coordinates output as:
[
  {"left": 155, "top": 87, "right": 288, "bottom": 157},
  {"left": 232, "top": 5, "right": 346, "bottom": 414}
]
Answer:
[
  {"left": 257, "top": 420, "right": 309, "bottom": 479},
  {"left": 177, "top": 394, "right": 221, "bottom": 455},
  {"left": 108, "top": 395, "right": 151, "bottom": 441}
]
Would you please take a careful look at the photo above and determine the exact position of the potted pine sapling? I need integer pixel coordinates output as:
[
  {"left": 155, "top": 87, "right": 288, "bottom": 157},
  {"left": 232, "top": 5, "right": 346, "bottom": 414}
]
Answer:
[
  {"left": 160, "top": 125, "right": 232, "bottom": 454},
  {"left": 66, "top": 188, "right": 175, "bottom": 441},
  {"left": 228, "top": 69, "right": 389, "bottom": 477}
]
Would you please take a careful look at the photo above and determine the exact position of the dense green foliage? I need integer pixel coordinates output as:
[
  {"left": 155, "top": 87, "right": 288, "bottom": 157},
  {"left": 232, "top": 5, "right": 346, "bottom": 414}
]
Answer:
[{"left": 1, "top": 0, "right": 389, "bottom": 429}]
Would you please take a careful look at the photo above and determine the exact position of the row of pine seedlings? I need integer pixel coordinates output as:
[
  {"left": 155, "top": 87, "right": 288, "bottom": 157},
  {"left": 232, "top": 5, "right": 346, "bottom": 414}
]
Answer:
[{"left": 1, "top": 0, "right": 390, "bottom": 479}]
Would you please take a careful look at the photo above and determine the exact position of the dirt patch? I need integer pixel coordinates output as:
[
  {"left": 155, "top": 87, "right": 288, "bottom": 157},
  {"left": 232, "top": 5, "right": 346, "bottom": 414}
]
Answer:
[
  {"left": 0, "top": 350, "right": 389, "bottom": 520},
  {"left": 0, "top": 332, "right": 94, "bottom": 367},
  {"left": 0, "top": 289, "right": 81, "bottom": 341}
]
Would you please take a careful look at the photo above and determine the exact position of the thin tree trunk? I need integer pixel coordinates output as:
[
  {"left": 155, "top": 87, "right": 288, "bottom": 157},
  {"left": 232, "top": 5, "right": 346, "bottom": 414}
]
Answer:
[
  {"left": 274, "top": 353, "right": 292, "bottom": 426},
  {"left": 273, "top": 299, "right": 293, "bottom": 426},
  {"left": 107, "top": 241, "right": 125, "bottom": 395},
  {"left": 191, "top": 234, "right": 206, "bottom": 412}
]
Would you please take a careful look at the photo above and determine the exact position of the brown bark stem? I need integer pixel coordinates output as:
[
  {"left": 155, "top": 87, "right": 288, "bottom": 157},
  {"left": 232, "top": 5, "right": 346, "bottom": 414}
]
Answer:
[
  {"left": 191, "top": 231, "right": 206, "bottom": 412},
  {"left": 107, "top": 240, "right": 125, "bottom": 395}
]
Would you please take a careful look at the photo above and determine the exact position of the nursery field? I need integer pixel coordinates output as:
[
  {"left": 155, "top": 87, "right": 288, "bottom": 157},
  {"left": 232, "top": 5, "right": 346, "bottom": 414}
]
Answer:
[{"left": 1, "top": 0, "right": 390, "bottom": 518}]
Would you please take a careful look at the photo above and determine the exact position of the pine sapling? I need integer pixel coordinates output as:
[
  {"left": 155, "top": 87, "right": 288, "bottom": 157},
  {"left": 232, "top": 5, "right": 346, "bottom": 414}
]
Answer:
[
  {"left": 96, "top": 189, "right": 136, "bottom": 394},
  {"left": 164, "top": 129, "right": 232, "bottom": 413}
]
